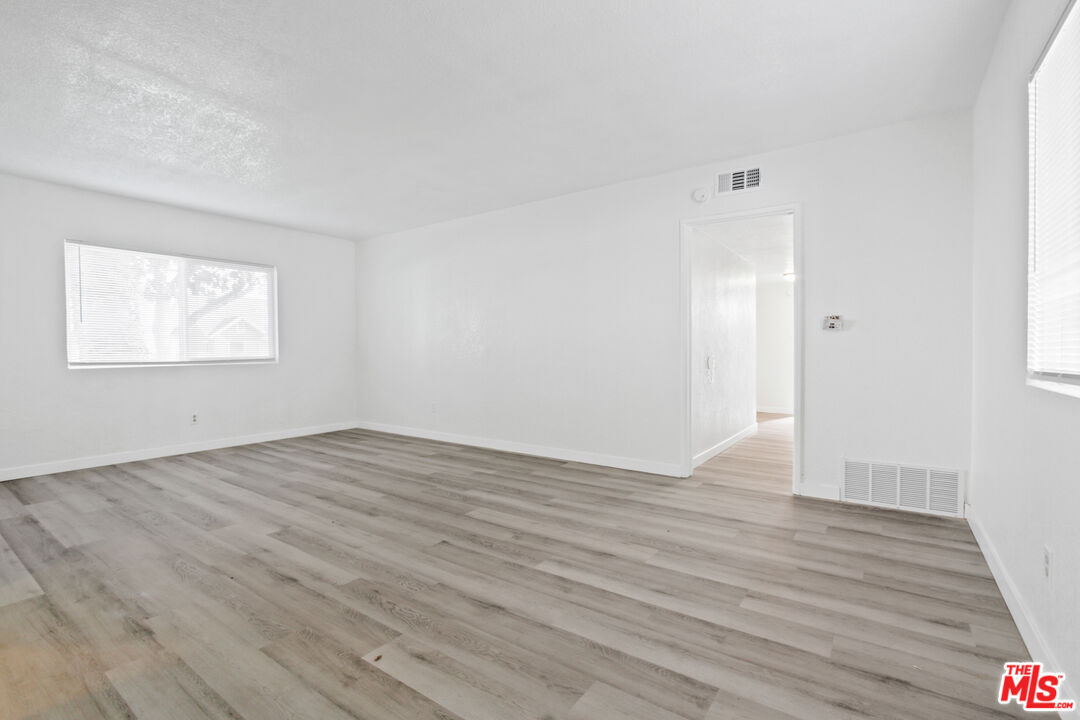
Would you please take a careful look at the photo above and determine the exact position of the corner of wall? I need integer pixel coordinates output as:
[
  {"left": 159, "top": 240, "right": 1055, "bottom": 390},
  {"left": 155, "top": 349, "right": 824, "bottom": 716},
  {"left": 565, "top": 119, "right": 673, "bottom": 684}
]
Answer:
[
  {"left": 354, "top": 420, "right": 687, "bottom": 478},
  {"left": 967, "top": 504, "right": 1077, "bottom": 704}
]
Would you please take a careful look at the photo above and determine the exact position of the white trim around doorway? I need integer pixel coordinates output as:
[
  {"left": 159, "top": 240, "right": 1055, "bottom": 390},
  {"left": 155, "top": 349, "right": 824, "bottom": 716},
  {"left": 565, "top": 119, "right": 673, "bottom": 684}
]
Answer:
[{"left": 678, "top": 203, "right": 805, "bottom": 495}]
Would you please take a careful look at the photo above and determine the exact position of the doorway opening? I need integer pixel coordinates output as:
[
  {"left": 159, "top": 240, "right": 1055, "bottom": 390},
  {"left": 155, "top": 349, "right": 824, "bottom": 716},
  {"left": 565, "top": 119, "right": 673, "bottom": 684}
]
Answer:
[{"left": 680, "top": 206, "right": 802, "bottom": 493}]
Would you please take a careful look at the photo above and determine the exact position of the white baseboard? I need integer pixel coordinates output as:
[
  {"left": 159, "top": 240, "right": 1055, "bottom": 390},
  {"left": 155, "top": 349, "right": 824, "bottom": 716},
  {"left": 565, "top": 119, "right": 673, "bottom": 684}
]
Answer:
[
  {"left": 795, "top": 482, "right": 841, "bottom": 500},
  {"left": 0, "top": 421, "right": 358, "bottom": 482},
  {"left": 692, "top": 424, "right": 757, "bottom": 468},
  {"left": 757, "top": 405, "right": 794, "bottom": 415},
  {"left": 355, "top": 420, "right": 686, "bottom": 477},
  {"left": 967, "top": 504, "right": 1076, "bottom": 707}
]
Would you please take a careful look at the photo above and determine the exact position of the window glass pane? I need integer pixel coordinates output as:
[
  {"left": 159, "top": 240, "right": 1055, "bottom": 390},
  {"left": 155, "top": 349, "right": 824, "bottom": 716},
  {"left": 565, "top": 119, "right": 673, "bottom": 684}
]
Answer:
[
  {"left": 185, "top": 262, "right": 273, "bottom": 361},
  {"left": 1028, "top": 0, "right": 1080, "bottom": 381},
  {"left": 64, "top": 242, "right": 276, "bottom": 366}
]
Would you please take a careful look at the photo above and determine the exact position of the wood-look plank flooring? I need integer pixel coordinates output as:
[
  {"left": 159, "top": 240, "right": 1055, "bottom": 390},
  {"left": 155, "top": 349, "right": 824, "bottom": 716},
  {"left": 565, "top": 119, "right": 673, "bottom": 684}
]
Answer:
[{"left": 0, "top": 414, "right": 1029, "bottom": 719}]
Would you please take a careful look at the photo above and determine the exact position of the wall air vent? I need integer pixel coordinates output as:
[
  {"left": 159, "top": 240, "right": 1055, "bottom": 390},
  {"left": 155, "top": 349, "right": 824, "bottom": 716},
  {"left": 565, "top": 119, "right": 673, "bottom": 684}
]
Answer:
[
  {"left": 843, "top": 459, "right": 964, "bottom": 517},
  {"left": 718, "top": 168, "right": 761, "bottom": 194}
]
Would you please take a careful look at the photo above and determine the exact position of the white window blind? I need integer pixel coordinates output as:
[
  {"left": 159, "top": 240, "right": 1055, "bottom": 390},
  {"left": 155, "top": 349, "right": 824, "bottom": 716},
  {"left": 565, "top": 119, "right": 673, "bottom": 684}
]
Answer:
[
  {"left": 1029, "top": 0, "right": 1080, "bottom": 385},
  {"left": 64, "top": 241, "right": 277, "bottom": 367}
]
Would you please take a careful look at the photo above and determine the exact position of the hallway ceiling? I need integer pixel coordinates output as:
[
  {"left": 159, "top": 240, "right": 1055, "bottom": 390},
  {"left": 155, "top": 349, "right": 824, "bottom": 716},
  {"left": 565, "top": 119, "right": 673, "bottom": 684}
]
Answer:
[
  {"left": 696, "top": 214, "right": 795, "bottom": 280},
  {"left": 0, "top": 1, "right": 1009, "bottom": 239}
]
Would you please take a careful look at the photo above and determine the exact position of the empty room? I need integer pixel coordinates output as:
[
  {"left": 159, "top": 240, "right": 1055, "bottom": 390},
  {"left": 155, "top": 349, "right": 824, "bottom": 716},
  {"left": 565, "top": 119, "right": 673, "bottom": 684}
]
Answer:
[{"left": 0, "top": 1, "right": 1077, "bottom": 718}]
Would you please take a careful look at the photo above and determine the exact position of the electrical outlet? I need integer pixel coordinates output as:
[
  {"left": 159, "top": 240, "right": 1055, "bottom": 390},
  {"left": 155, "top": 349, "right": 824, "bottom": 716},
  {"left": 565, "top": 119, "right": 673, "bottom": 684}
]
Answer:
[
  {"left": 1043, "top": 545, "right": 1053, "bottom": 583},
  {"left": 191, "top": 413, "right": 198, "bottom": 425}
]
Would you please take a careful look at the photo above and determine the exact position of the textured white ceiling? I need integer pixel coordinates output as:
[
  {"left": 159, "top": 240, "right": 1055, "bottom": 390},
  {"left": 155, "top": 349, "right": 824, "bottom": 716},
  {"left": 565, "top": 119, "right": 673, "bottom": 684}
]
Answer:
[
  {"left": 0, "top": 1, "right": 1008, "bottom": 239},
  {"left": 696, "top": 213, "right": 795, "bottom": 280}
]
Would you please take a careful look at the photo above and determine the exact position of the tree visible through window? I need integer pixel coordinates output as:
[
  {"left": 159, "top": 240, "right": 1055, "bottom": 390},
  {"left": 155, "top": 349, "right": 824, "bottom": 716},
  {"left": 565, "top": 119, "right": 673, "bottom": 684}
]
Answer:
[{"left": 64, "top": 241, "right": 277, "bottom": 366}]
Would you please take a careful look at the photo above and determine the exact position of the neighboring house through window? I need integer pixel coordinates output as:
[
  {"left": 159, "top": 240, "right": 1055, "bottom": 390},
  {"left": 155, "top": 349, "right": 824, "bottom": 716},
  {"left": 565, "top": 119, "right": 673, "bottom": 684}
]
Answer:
[{"left": 64, "top": 241, "right": 277, "bottom": 367}]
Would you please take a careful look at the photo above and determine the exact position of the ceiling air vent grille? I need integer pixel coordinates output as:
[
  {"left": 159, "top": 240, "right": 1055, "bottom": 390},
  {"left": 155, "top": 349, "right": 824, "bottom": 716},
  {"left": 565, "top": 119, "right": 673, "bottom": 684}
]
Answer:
[
  {"left": 843, "top": 459, "right": 964, "bottom": 517},
  {"left": 718, "top": 168, "right": 761, "bottom": 194}
]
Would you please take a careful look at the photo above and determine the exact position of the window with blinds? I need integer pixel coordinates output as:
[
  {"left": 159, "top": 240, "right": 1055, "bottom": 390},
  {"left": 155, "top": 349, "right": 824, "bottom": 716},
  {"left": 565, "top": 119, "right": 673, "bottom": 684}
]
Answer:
[
  {"left": 1029, "top": 0, "right": 1080, "bottom": 388},
  {"left": 64, "top": 241, "right": 277, "bottom": 367}
]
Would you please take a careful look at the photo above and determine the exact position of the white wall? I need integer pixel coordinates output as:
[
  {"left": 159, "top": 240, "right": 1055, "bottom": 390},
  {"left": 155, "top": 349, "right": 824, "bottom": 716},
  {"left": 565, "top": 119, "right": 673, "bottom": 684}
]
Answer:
[
  {"left": 0, "top": 174, "right": 357, "bottom": 479},
  {"left": 356, "top": 110, "right": 973, "bottom": 492},
  {"left": 691, "top": 233, "right": 756, "bottom": 463},
  {"left": 969, "top": 0, "right": 1079, "bottom": 691},
  {"left": 756, "top": 280, "right": 795, "bottom": 414}
]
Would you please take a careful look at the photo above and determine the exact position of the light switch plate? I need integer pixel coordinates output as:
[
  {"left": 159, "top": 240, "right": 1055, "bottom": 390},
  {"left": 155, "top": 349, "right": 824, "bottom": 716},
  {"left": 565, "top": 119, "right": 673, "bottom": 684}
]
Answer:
[{"left": 823, "top": 315, "right": 844, "bottom": 330}]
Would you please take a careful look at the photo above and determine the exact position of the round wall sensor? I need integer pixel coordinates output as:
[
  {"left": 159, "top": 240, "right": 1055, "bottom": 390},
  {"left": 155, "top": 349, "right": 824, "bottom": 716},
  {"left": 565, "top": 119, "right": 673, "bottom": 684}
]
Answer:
[{"left": 691, "top": 187, "right": 709, "bottom": 203}]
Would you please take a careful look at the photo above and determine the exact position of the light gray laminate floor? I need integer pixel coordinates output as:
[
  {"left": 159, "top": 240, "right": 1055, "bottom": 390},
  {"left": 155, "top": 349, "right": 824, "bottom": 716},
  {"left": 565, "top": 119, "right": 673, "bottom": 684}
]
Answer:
[{"left": 0, "top": 414, "right": 1028, "bottom": 719}]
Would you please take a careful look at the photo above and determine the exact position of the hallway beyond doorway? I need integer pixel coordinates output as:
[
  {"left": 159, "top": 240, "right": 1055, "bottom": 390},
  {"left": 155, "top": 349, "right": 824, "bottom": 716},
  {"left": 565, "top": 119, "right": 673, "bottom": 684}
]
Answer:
[
  {"left": 682, "top": 206, "right": 801, "bottom": 489},
  {"left": 696, "top": 412, "right": 793, "bottom": 496}
]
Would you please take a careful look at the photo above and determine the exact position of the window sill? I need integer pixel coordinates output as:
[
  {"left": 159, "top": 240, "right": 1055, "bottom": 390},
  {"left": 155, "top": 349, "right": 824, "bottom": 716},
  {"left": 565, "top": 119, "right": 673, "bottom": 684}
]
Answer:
[
  {"left": 68, "top": 359, "right": 278, "bottom": 370},
  {"left": 1027, "top": 376, "right": 1080, "bottom": 400}
]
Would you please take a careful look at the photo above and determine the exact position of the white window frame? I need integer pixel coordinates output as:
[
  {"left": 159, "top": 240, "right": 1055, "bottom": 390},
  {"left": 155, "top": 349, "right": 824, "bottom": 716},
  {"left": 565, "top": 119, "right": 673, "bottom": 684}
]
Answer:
[
  {"left": 64, "top": 240, "right": 279, "bottom": 369},
  {"left": 1027, "top": 0, "right": 1080, "bottom": 398}
]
